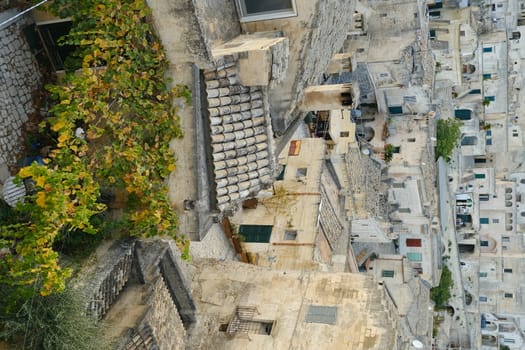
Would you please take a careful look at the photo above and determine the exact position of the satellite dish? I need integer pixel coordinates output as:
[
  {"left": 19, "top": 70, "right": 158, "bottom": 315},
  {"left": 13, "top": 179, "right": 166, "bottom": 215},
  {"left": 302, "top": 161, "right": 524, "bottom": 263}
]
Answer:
[
  {"left": 412, "top": 339, "right": 424, "bottom": 349},
  {"left": 362, "top": 149, "right": 370, "bottom": 155}
]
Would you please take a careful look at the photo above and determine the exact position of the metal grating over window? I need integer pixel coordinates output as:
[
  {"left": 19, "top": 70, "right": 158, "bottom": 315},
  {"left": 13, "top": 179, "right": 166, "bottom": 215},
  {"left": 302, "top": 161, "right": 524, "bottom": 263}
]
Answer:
[{"left": 305, "top": 305, "right": 338, "bottom": 325}]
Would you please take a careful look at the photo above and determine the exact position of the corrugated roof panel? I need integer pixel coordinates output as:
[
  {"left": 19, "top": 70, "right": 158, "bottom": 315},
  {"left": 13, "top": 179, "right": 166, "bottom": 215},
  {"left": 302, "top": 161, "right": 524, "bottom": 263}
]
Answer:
[{"left": 305, "top": 305, "right": 338, "bottom": 325}]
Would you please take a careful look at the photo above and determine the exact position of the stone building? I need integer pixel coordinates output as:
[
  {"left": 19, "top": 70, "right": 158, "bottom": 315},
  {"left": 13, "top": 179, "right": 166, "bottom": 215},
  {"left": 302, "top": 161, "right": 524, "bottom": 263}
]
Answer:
[
  {"left": 188, "top": 258, "right": 397, "bottom": 350},
  {"left": 0, "top": 9, "right": 41, "bottom": 183}
]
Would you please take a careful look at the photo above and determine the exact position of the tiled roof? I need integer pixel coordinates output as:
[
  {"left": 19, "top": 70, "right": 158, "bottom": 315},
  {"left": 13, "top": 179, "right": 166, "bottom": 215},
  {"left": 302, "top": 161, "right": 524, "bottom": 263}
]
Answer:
[{"left": 204, "top": 61, "right": 275, "bottom": 211}]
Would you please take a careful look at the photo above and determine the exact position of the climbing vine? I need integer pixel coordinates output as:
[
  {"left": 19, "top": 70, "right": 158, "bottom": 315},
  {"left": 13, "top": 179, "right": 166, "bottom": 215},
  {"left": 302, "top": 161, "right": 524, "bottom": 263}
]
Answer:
[{"left": 0, "top": 0, "right": 187, "bottom": 298}]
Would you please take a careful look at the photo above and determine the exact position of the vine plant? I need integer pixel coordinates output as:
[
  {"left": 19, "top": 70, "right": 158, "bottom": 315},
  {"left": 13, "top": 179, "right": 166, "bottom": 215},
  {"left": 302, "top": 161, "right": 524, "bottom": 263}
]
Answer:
[{"left": 0, "top": 0, "right": 188, "bottom": 298}]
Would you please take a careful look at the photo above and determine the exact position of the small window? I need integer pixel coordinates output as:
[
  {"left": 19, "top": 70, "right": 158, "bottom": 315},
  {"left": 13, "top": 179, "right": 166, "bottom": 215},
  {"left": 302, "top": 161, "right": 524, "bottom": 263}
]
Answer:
[
  {"left": 479, "top": 272, "right": 488, "bottom": 277},
  {"left": 504, "top": 293, "right": 513, "bottom": 298},
  {"left": 469, "top": 89, "right": 481, "bottom": 94},
  {"left": 483, "top": 47, "right": 493, "bottom": 53},
  {"left": 407, "top": 252, "right": 422, "bottom": 262},
  {"left": 480, "top": 240, "right": 489, "bottom": 246},
  {"left": 276, "top": 165, "right": 286, "bottom": 181},
  {"left": 504, "top": 338, "right": 516, "bottom": 344},
  {"left": 486, "top": 96, "right": 495, "bottom": 101},
  {"left": 237, "top": 0, "right": 298, "bottom": 23},
  {"left": 429, "top": 29, "right": 436, "bottom": 39},
  {"left": 406, "top": 238, "right": 422, "bottom": 247},
  {"left": 380, "top": 13, "right": 388, "bottom": 17},
  {"left": 475, "top": 173, "right": 486, "bottom": 179},
  {"left": 382, "top": 270, "right": 395, "bottom": 278},
  {"left": 356, "top": 48, "right": 365, "bottom": 53},
  {"left": 407, "top": 138, "right": 416, "bottom": 142},
  {"left": 460, "top": 30, "right": 466, "bottom": 36},
  {"left": 479, "top": 296, "right": 487, "bottom": 302},
  {"left": 483, "top": 73, "right": 491, "bottom": 80},
  {"left": 388, "top": 106, "right": 403, "bottom": 115},
  {"left": 340, "top": 131, "right": 350, "bottom": 137},
  {"left": 504, "top": 268, "right": 513, "bottom": 273},
  {"left": 398, "top": 208, "right": 411, "bottom": 213},
  {"left": 503, "top": 245, "right": 508, "bottom": 250},
  {"left": 296, "top": 168, "right": 308, "bottom": 178},
  {"left": 497, "top": 3, "right": 503, "bottom": 8},
  {"left": 284, "top": 230, "right": 297, "bottom": 240},
  {"left": 479, "top": 194, "right": 490, "bottom": 201},
  {"left": 480, "top": 218, "right": 489, "bottom": 224},
  {"left": 492, "top": 218, "right": 499, "bottom": 224},
  {"left": 502, "top": 236, "right": 510, "bottom": 243},
  {"left": 288, "top": 140, "right": 301, "bottom": 156}
]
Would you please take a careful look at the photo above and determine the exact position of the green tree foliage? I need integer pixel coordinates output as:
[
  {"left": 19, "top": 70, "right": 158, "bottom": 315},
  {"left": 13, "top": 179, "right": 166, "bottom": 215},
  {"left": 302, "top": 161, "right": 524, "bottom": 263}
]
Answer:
[
  {"left": 436, "top": 119, "right": 461, "bottom": 161},
  {"left": 0, "top": 283, "right": 107, "bottom": 350},
  {"left": 431, "top": 265, "right": 454, "bottom": 309},
  {"left": 0, "top": 0, "right": 187, "bottom": 299}
]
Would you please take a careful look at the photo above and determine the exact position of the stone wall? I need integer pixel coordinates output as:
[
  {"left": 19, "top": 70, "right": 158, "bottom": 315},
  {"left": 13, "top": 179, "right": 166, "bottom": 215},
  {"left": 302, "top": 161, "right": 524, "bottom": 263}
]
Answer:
[
  {"left": 0, "top": 10, "right": 41, "bottom": 176},
  {"left": 121, "top": 277, "right": 186, "bottom": 350},
  {"left": 84, "top": 241, "right": 135, "bottom": 319}
]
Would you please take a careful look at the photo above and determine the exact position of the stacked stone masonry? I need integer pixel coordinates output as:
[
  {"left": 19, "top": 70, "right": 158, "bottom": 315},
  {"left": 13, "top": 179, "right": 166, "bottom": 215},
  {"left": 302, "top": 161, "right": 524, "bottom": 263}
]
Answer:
[
  {"left": 204, "top": 60, "right": 275, "bottom": 212},
  {"left": 0, "top": 12, "right": 41, "bottom": 166},
  {"left": 86, "top": 245, "right": 134, "bottom": 319}
]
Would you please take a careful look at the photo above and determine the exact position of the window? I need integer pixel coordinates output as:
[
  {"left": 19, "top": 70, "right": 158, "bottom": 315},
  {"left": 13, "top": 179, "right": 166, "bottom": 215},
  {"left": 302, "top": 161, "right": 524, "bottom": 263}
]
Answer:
[
  {"left": 398, "top": 208, "right": 411, "bottom": 213},
  {"left": 340, "top": 131, "right": 350, "bottom": 137},
  {"left": 305, "top": 305, "right": 338, "bottom": 325},
  {"left": 429, "top": 29, "right": 436, "bottom": 39},
  {"left": 237, "top": 0, "right": 297, "bottom": 22},
  {"left": 288, "top": 140, "right": 301, "bottom": 156},
  {"left": 404, "top": 96, "right": 417, "bottom": 103},
  {"left": 502, "top": 236, "right": 510, "bottom": 243},
  {"left": 504, "top": 293, "right": 513, "bottom": 298},
  {"left": 486, "top": 96, "right": 495, "bottom": 101},
  {"left": 284, "top": 230, "right": 297, "bottom": 240},
  {"left": 296, "top": 168, "right": 308, "bottom": 178},
  {"left": 492, "top": 218, "right": 499, "bottom": 224},
  {"left": 479, "top": 296, "right": 488, "bottom": 302},
  {"left": 504, "top": 338, "right": 516, "bottom": 344},
  {"left": 483, "top": 47, "right": 493, "bottom": 53},
  {"left": 480, "top": 218, "right": 489, "bottom": 224},
  {"left": 408, "top": 138, "right": 416, "bottom": 142},
  {"left": 504, "top": 268, "right": 513, "bottom": 273},
  {"left": 497, "top": 3, "right": 503, "bottom": 8},
  {"left": 480, "top": 240, "right": 489, "bottom": 246},
  {"left": 224, "top": 306, "right": 275, "bottom": 335},
  {"left": 382, "top": 270, "right": 395, "bottom": 278},
  {"left": 503, "top": 245, "right": 508, "bottom": 251},
  {"left": 479, "top": 272, "right": 488, "bottom": 277},
  {"left": 406, "top": 238, "right": 422, "bottom": 247},
  {"left": 238, "top": 225, "right": 273, "bottom": 243},
  {"left": 469, "top": 89, "right": 481, "bottom": 94},
  {"left": 483, "top": 73, "right": 491, "bottom": 80},
  {"left": 407, "top": 252, "right": 422, "bottom": 262},
  {"left": 455, "top": 109, "right": 472, "bottom": 120},
  {"left": 429, "top": 10, "right": 441, "bottom": 18},
  {"left": 388, "top": 106, "right": 403, "bottom": 115},
  {"left": 479, "top": 194, "right": 490, "bottom": 201},
  {"left": 276, "top": 165, "right": 286, "bottom": 180},
  {"left": 475, "top": 173, "right": 486, "bottom": 179},
  {"left": 460, "top": 30, "right": 466, "bottom": 37}
]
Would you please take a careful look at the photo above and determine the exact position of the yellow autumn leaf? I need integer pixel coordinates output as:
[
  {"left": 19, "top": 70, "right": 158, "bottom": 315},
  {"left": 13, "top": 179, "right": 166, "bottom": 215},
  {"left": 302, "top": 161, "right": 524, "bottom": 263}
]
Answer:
[
  {"left": 58, "top": 133, "right": 70, "bottom": 144},
  {"left": 18, "top": 167, "right": 33, "bottom": 178},
  {"left": 35, "top": 176, "right": 46, "bottom": 188},
  {"left": 51, "top": 120, "right": 66, "bottom": 132},
  {"left": 167, "top": 163, "right": 176, "bottom": 172},
  {"left": 36, "top": 192, "right": 46, "bottom": 208}
]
